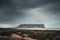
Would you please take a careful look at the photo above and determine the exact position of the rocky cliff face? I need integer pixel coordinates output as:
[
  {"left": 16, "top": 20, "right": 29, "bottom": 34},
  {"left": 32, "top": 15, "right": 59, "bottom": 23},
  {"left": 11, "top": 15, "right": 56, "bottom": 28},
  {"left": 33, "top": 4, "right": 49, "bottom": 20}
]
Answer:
[{"left": 18, "top": 24, "right": 45, "bottom": 28}]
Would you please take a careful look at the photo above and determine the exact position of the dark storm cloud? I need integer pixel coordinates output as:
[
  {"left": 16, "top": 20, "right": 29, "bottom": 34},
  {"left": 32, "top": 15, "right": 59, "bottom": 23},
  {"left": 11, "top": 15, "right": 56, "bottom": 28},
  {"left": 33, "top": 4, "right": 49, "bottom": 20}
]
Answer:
[
  {"left": 0, "top": 0, "right": 26, "bottom": 23},
  {"left": 16, "top": 0, "right": 60, "bottom": 9},
  {"left": 0, "top": 0, "right": 60, "bottom": 24},
  {"left": 0, "top": 0, "right": 11, "bottom": 5}
]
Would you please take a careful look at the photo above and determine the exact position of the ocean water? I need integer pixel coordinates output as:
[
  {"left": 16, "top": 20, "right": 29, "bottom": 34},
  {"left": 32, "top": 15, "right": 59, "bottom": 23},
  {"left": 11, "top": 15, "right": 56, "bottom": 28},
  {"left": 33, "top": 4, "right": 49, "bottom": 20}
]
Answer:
[{"left": 15, "top": 28, "right": 60, "bottom": 30}]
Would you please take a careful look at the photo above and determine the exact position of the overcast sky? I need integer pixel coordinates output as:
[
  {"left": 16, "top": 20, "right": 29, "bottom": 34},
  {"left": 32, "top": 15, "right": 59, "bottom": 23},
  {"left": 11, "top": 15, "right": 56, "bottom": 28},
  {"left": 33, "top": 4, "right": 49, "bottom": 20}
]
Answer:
[{"left": 0, "top": 0, "right": 60, "bottom": 28}]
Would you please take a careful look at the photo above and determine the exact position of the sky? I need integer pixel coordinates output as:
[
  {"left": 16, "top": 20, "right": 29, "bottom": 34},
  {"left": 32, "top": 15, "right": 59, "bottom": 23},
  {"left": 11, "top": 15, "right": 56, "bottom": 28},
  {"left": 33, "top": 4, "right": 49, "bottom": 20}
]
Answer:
[{"left": 0, "top": 0, "right": 60, "bottom": 28}]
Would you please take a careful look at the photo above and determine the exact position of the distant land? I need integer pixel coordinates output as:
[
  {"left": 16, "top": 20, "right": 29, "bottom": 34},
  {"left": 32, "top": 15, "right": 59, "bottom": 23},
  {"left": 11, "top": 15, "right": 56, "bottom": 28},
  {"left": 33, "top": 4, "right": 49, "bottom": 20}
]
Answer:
[{"left": 17, "top": 24, "right": 45, "bottom": 28}]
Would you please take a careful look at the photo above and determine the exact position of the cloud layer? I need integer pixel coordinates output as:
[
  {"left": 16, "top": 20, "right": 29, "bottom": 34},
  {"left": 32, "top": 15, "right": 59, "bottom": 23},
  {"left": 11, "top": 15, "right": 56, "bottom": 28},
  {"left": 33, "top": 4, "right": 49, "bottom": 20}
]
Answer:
[{"left": 0, "top": 0, "right": 60, "bottom": 28}]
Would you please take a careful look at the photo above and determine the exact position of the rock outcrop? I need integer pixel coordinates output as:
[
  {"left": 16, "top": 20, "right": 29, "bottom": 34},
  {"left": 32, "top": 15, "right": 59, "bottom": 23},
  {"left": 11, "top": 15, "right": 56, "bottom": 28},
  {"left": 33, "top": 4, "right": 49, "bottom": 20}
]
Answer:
[{"left": 18, "top": 24, "right": 45, "bottom": 28}]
